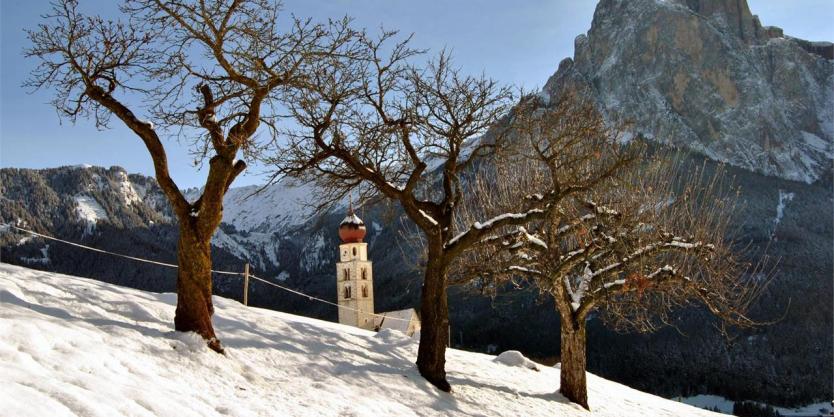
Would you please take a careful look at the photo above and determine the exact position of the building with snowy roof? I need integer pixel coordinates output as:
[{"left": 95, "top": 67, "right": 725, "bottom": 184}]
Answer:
[{"left": 373, "top": 308, "right": 421, "bottom": 337}]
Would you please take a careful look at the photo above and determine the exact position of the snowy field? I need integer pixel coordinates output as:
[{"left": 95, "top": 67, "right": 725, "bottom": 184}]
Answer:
[
  {"left": 675, "top": 394, "right": 832, "bottom": 417},
  {"left": 0, "top": 263, "right": 728, "bottom": 417}
]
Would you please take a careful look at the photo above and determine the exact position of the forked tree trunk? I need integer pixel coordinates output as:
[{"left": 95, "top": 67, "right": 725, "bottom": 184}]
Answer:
[
  {"left": 174, "top": 221, "right": 223, "bottom": 353},
  {"left": 560, "top": 316, "right": 588, "bottom": 409},
  {"left": 416, "top": 246, "right": 451, "bottom": 392}
]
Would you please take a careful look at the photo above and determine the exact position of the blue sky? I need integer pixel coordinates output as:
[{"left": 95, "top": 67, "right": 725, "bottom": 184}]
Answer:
[{"left": 2, "top": 0, "right": 832, "bottom": 188}]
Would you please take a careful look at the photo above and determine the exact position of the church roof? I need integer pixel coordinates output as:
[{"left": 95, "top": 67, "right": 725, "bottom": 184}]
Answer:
[
  {"left": 375, "top": 308, "right": 419, "bottom": 334},
  {"left": 340, "top": 213, "right": 364, "bottom": 226},
  {"left": 340, "top": 197, "right": 365, "bottom": 226}
]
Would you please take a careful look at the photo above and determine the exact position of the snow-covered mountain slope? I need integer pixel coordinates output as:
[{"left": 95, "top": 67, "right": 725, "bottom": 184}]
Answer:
[
  {"left": 0, "top": 165, "right": 173, "bottom": 235},
  {"left": 182, "top": 179, "right": 328, "bottom": 271},
  {"left": 0, "top": 263, "right": 725, "bottom": 417},
  {"left": 218, "top": 179, "right": 319, "bottom": 233}
]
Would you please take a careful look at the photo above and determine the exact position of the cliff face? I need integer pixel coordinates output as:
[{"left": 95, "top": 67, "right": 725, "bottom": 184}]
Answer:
[{"left": 543, "top": 0, "right": 833, "bottom": 183}]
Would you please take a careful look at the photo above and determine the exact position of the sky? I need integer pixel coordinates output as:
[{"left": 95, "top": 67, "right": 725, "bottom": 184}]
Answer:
[{"left": 1, "top": 0, "right": 833, "bottom": 188}]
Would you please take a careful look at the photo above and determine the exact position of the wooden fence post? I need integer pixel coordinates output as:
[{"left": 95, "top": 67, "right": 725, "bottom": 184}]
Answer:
[{"left": 243, "top": 263, "right": 250, "bottom": 306}]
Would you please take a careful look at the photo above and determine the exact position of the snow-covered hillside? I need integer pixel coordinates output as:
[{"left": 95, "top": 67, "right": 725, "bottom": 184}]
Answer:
[
  {"left": 220, "top": 180, "right": 319, "bottom": 233},
  {"left": 0, "top": 263, "right": 726, "bottom": 417},
  {"left": 184, "top": 179, "right": 327, "bottom": 270}
]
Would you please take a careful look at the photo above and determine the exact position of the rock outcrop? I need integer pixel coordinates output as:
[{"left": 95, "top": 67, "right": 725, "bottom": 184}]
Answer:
[{"left": 541, "top": 0, "right": 833, "bottom": 183}]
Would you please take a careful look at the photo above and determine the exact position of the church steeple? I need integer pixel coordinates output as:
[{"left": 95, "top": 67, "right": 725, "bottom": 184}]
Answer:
[{"left": 336, "top": 200, "right": 374, "bottom": 330}]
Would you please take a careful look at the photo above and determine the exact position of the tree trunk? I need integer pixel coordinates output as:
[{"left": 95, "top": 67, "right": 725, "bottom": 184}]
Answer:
[
  {"left": 174, "top": 221, "right": 223, "bottom": 353},
  {"left": 560, "top": 316, "right": 588, "bottom": 409},
  {"left": 416, "top": 246, "right": 451, "bottom": 392}
]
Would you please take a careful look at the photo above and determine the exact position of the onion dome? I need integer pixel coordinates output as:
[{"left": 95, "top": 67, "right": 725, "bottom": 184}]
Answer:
[{"left": 338, "top": 201, "right": 366, "bottom": 243}]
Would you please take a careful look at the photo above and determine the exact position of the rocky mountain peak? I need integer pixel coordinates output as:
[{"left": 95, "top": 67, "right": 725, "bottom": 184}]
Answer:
[
  {"left": 676, "top": 0, "right": 760, "bottom": 43},
  {"left": 544, "top": 0, "right": 834, "bottom": 183}
]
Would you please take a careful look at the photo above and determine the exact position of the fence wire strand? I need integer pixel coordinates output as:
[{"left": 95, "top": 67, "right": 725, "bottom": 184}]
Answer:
[{"left": 3, "top": 224, "right": 413, "bottom": 323}]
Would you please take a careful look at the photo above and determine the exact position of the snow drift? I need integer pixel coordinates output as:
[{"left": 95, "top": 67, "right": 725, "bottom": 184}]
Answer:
[{"left": 0, "top": 263, "right": 726, "bottom": 416}]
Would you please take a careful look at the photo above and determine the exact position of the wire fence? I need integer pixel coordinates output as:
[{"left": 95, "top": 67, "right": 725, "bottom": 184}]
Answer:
[{"left": 3, "top": 224, "right": 413, "bottom": 323}]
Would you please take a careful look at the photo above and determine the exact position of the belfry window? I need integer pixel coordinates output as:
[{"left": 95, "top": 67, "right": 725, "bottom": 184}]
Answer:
[
  {"left": 344, "top": 286, "right": 352, "bottom": 299},
  {"left": 362, "top": 285, "right": 368, "bottom": 298},
  {"left": 361, "top": 268, "right": 367, "bottom": 280}
]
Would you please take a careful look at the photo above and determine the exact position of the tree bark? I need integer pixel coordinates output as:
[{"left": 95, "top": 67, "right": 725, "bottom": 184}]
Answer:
[
  {"left": 174, "top": 220, "right": 223, "bottom": 353},
  {"left": 416, "top": 243, "right": 451, "bottom": 392},
  {"left": 560, "top": 315, "right": 588, "bottom": 409}
]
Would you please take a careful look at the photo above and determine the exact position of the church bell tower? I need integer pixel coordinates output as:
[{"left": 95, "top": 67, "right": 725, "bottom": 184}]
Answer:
[{"left": 336, "top": 203, "right": 375, "bottom": 330}]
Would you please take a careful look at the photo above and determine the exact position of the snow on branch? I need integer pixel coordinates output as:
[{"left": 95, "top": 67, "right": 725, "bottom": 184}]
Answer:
[
  {"left": 518, "top": 226, "right": 548, "bottom": 250},
  {"left": 446, "top": 209, "right": 544, "bottom": 249},
  {"left": 475, "top": 211, "right": 544, "bottom": 230},
  {"left": 566, "top": 238, "right": 708, "bottom": 309},
  {"left": 588, "top": 239, "right": 706, "bottom": 293},
  {"left": 508, "top": 265, "right": 541, "bottom": 275},
  {"left": 419, "top": 209, "right": 439, "bottom": 226},
  {"left": 599, "top": 265, "right": 685, "bottom": 292},
  {"left": 555, "top": 213, "right": 596, "bottom": 236},
  {"left": 583, "top": 199, "right": 619, "bottom": 216}
]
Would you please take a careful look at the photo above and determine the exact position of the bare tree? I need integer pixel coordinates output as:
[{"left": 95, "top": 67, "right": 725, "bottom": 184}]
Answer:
[
  {"left": 269, "top": 35, "right": 632, "bottom": 390},
  {"left": 25, "top": 0, "right": 353, "bottom": 352},
  {"left": 452, "top": 95, "right": 766, "bottom": 409}
]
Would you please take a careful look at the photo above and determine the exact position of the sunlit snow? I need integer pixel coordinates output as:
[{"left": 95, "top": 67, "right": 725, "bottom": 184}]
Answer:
[{"left": 0, "top": 263, "right": 730, "bottom": 417}]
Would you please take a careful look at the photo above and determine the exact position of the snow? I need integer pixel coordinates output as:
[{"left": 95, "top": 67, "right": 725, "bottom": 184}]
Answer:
[
  {"left": 508, "top": 265, "right": 541, "bottom": 275},
  {"left": 216, "top": 179, "right": 318, "bottom": 232},
  {"left": 448, "top": 210, "right": 544, "bottom": 247},
  {"left": 669, "top": 241, "right": 698, "bottom": 249},
  {"left": 114, "top": 171, "right": 143, "bottom": 206},
  {"left": 773, "top": 189, "right": 795, "bottom": 230},
  {"left": 675, "top": 394, "right": 832, "bottom": 417},
  {"left": 73, "top": 194, "right": 109, "bottom": 235},
  {"left": 375, "top": 309, "right": 419, "bottom": 336},
  {"left": 494, "top": 350, "right": 540, "bottom": 371},
  {"left": 183, "top": 179, "right": 322, "bottom": 270},
  {"left": 211, "top": 228, "right": 252, "bottom": 261},
  {"left": 602, "top": 279, "right": 627, "bottom": 290},
  {"left": 519, "top": 226, "right": 548, "bottom": 249},
  {"left": 567, "top": 263, "right": 594, "bottom": 311},
  {"left": 276, "top": 271, "right": 290, "bottom": 282},
  {"left": 340, "top": 213, "right": 364, "bottom": 226},
  {"left": 674, "top": 395, "right": 735, "bottom": 414},
  {"left": 0, "top": 263, "right": 731, "bottom": 417},
  {"left": 418, "top": 209, "right": 438, "bottom": 226},
  {"left": 474, "top": 210, "right": 543, "bottom": 230}
]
